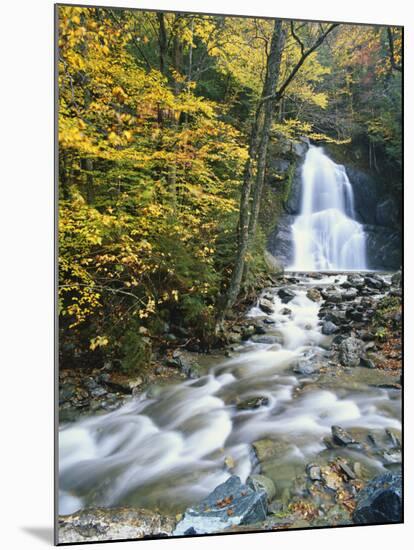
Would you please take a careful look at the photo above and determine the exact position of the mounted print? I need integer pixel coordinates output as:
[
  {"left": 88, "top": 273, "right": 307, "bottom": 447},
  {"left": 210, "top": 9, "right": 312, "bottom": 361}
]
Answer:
[{"left": 55, "top": 3, "right": 403, "bottom": 545}]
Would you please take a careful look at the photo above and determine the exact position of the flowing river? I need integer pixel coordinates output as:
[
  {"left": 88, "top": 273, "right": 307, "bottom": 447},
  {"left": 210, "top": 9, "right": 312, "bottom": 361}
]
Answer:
[{"left": 59, "top": 274, "right": 401, "bottom": 518}]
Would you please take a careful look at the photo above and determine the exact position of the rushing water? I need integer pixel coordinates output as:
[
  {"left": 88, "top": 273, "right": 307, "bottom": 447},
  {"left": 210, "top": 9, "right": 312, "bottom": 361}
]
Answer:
[
  {"left": 59, "top": 275, "right": 400, "bottom": 517},
  {"left": 289, "top": 146, "right": 367, "bottom": 271}
]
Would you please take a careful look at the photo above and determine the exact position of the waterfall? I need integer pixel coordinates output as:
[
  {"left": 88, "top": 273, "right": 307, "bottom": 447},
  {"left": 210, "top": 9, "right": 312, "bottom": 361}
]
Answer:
[{"left": 289, "top": 146, "right": 367, "bottom": 271}]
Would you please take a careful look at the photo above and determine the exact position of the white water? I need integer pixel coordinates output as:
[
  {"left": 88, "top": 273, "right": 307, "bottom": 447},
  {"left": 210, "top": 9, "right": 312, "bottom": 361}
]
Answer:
[
  {"left": 289, "top": 146, "right": 367, "bottom": 271},
  {"left": 59, "top": 275, "right": 400, "bottom": 517}
]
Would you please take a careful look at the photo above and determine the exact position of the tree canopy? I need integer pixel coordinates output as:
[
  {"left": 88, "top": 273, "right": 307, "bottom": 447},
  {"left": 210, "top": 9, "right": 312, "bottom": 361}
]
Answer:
[{"left": 58, "top": 6, "right": 402, "bottom": 369}]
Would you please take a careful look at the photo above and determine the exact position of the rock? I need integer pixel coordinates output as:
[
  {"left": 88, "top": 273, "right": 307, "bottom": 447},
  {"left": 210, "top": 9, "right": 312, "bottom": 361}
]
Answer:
[
  {"left": 306, "top": 288, "right": 322, "bottom": 302},
  {"left": 376, "top": 198, "right": 400, "bottom": 227},
  {"left": 173, "top": 475, "right": 268, "bottom": 535},
  {"left": 341, "top": 288, "right": 358, "bottom": 300},
  {"left": 324, "top": 310, "right": 347, "bottom": 325},
  {"left": 322, "top": 321, "right": 339, "bottom": 335},
  {"left": 236, "top": 396, "right": 269, "bottom": 410},
  {"left": 364, "top": 275, "right": 385, "bottom": 290},
  {"left": 338, "top": 461, "right": 356, "bottom": 480},
  {"left": 267, "top": 215, "right": 295, "bottom": 267},
  {"left": 293, "top": 359, "right": 319, "bottom": 375},
  {"left": 277, "top": 288, "right": 296, "bottom": 304},
  {"left": 263, "top": 318, "right": 275, "bottom": 325},
  {"left": 353, "top": 472, "right": 402, "bottom": 524},
  {"left": 364, "top": 225, "right": 402, "bottom": 271},
  {"left": 258, "top": 298, "right": 274, "bottom": 315},
  {"left": 280, "top": 307, "right": 292, "bottom": 316},
  {"left": 247, "top": 474, "right": 276, "bottom": 502},
  {"left": 167, "top": 351, "right": 199, "bottom": 378},
  {"left": 306, "top": 463, "right": 322, "bottom": 482},
  {"left": 391, "top": 271, "right": 402, "bottom": 287},
  {"left": 58, "top": 507, "right": 175, "bottom": 543},
  {"left": 339, "top": 337, "right": 364, "bottom": 367},
  {"left": 331, "top": 425, "right": 357, "bottom": 446},
  {"left": 250, "top": 334, "right": 281, "bottom": 345},
  {"left": 321, "top": 289, "right": 342, "bottom": 303},
  {"left": 347, "top": 274, "right": 364, "bottom": 288},
  {"left": 106, "top": 374, "right": 144, "bottom": 395},
  {"left": 360, "top": 356, "right": 376, "bottom": 369}
]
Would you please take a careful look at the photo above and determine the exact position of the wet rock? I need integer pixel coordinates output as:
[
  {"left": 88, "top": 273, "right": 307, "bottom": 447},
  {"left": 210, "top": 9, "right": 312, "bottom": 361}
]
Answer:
[
  {"left": 250, "top": 334, "right": 281, "bottom": 345},
  {"left": 322, "top": 321, "right": 339, "bottom": 335},
  {"left": 58, "top": 507, "right": 175, "bottom": 543},
  {"left": 331, "top": 425, "right": 357, "bottom": 446},
  {"left": 293, "top": 359, "right": 319, "bottom": 375},
  {"left": 306, "top": 288, "right": 322, "bottom": 302},
  {"left": 247, "top": 474, "right": 276, "bottom": 502},
  {"left": 306, "top": 463, "right": 322, "bottom": 481},
  {"left": 323, "top": 310, "right": 347, "bottom": 325},
  {"left": 339, "top": 337, "right": 364, "bottom": 367},
  {"left": 347, "top": 274, "right": 364, "bottom": 288},
  {"left": 263, "top": 318, "right": 276, "bottom": 325},
  {"left": 360, "top": 356, "right": 376, "bottom": 369},
  {"left": 167, "top": 351, "right": 199, "bottom": 378},
  {"left": 341, "top": 288, "right": 358, "bottom": 300},
  {"left": 321, "top": 289, "right": 342, "bottom": 303},
  {"left": 338, "top": 461, "right": 356, "bottom": 480},
  {"left": 173, "top": 475, "right": 268, "bottom": 535},
  {"left": 391, "top": 271, "right": 402, "bottom": 287},
  {"left": 364, "top": 275, "right": 385, "bottom": 290},
  {"left": 278, "top": 288, "right": 296, "bottom": 304},
  {"left": 236, "top": 396, "right": 269, "bottom": 410},
  {"left": 258, "top": 298, "right": 274, "bottom": 315},
  {"left": 353, "top": 472, "right": 402, "bottom": 524},
  {"left": 280, "top": 307, "right": 292, "bottom": 316}
]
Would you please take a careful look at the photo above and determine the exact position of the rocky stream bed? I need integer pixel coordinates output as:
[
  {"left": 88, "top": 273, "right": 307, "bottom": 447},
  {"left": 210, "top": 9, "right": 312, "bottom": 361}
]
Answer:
[{"left": 58, "top": 271, "right": 402, "bottom": 543}]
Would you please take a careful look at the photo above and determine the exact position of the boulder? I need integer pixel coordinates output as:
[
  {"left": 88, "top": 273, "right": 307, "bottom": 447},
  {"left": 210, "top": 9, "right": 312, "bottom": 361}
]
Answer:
[
  {"left": 339, "top": 337, "right": 364, "bottom": 367},
  {"left": 58, "top": 507, "right": 175, "bottom": 543},
  {"left": 173, "top": 475, "right": 268, "bottom": 535},
  {"left": 293, "top": 359, "right": 320, "bottom": 375},
  {"left": 331, "top": 425, "right": 357, "bottom": 446},
  {"left": 353, "top": 472, "right": 402, "bottom": 524},
  {"left": 278, "top": 288, "right": 296, "bottom": 304},
  {"left": 306, "top": 288, "right": 322, "bottom": 302},
  {"left": 247, "top": 474, "right": 276, "bottom": 502},
  {"left": 322, "top": 321, "right": 339, "bottom": 335},
  {"left": 258, "top": 298, "right": 274, "bottom": 315}
]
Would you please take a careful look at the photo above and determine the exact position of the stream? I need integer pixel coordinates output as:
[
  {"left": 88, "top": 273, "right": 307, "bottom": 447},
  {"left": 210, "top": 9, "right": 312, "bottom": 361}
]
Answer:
[{"left": 59, "top": 273, "right": 401, "bottom": 519}]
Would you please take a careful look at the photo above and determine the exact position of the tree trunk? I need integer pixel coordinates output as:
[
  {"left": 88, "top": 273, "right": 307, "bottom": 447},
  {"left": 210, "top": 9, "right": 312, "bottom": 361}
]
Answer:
[
  {"left": 248, "top": 21, "right": 285, "bottom": 244},
  {"left": 217, "top": 20, "right": 284, "bottom": 324}
]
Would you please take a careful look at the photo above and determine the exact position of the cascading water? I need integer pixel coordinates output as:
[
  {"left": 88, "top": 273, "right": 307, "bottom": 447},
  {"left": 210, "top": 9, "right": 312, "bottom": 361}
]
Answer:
[
  {"left": 289, "top": 146, "right": 367, "bottom": 271},
  {"left": 58, "top": 275, "right": 400, "bottom": 519}
]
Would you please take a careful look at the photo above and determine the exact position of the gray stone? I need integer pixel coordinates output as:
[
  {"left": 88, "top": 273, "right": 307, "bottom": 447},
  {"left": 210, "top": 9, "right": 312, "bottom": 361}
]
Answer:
[
  {"left": 293, "top": 359, "right": 319, "bottom": 375},
  {"left": 322, "top": 321, "right": 339, "bottom": 335},
  {"left": 58, "top": 507, "right": 175, "bottom": 543},
  {"left": 278, "top": 288, "right": 296, "bottom": 304},
  {"left": 258, "top": 298, "right": 274, "bottom": 315},
  {"left": 331, "top": 425, "right": 357, "bottom": 446},
  {"left": 339, "top": 337, "right": 364, "bottom": 367},
  {"left": 247, "top": 474, "right": 276, "bottom": 502},
  {"left": 173, "top": 475, "right": 268, "bottom": 535},
  {"left": 391, "top": 271, "right": 402, "bottom": 287},
  {"left": 353, "top": 472, "right": 402, "bottom": 524}
]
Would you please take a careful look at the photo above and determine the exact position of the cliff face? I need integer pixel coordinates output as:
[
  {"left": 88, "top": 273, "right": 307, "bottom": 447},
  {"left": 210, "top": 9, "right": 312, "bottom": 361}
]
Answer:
[{"left": 266, "top": 138, "right": 402, "bottom": 271}]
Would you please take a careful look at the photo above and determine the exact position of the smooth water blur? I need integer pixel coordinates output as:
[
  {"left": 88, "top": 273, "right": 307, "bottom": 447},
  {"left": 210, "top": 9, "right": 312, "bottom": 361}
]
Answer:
[
  {"left": 290, "top": 146, "right": 367, "bottom": 271},
  {"left": 59, "top": 276, "right": 400, "bottom": 516}
]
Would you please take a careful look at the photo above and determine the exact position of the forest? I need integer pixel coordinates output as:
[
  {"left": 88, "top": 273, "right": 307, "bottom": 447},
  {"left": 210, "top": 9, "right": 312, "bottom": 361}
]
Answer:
[
  {"left": 58, "top": 6, "right": 402, "bottom": 373},
  {"left": 57, "top": 6, "right": 403, "bottom": 541}
]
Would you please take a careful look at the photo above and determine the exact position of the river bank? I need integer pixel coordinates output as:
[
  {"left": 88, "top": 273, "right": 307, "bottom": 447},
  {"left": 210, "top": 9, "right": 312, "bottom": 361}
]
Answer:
[{"left": 58, "top": 270, "right": 402, "bottom": 543}]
